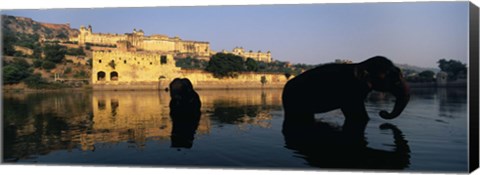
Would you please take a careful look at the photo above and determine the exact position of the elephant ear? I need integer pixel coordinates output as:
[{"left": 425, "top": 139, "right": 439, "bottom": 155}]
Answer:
[{"left": 354, "top": 66, "right": 369, "bottom": 81}]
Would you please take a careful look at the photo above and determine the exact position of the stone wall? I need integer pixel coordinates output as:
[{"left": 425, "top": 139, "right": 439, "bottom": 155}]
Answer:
[
  {"left": 92, "top": 50, "right": 181, "bottom": 85},
  {"left": 93, "top": 69, "right": 290, "bottom": 90}
]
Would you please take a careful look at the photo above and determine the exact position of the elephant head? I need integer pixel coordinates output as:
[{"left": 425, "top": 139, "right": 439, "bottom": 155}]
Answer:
[
  {"left": 356, "top": 56, "right": 410, "bottom": 120},
  {"left": 169, "top": 78, "right": 195, "bottom": 105}
]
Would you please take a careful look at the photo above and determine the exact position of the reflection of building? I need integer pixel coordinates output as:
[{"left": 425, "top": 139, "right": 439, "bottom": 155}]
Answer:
[
  {"left": 436, "top": 71, "right": 448, "bottom": 86},
  {"left": 85, "top": 91, "right": 211, "bottom": 150},
  {"left": 72, "top": 25, "right": 211, "bottom": 59},
  {"left": 222, "top": 47, "right": 272, "bottom": 63}
]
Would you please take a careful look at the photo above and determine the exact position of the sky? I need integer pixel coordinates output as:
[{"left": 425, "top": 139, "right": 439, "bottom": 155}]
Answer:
[{"left": 1, "top": 1, "right": 470, "bottom": 68}]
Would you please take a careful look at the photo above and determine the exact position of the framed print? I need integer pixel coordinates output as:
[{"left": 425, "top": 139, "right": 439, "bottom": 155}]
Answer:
[{"left": 1, "top": 1, "right": 479, "bottom": 174}]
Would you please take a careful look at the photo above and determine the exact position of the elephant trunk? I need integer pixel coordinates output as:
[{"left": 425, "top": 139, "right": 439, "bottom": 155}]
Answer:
[{"left": 379, "top": 80, "right": 410, "bottom": 120}]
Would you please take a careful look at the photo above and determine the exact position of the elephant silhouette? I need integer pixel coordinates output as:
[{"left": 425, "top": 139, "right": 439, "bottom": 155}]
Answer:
[
  {"left": 282, "top": 56, "right": 410, "bottom": 125},
  {"left": 282, "top": 117, "right": 411, "bottom": 170},
  {"left": 168, "top": 78, "right": 202, "bottom": 149}
]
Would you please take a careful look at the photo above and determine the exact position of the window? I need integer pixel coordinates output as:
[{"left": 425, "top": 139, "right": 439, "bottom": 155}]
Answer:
[
  {"left": 99, "top": 59, "right": 102, "bottom": 63},
  {"left": 97, "top": 71, "right": 106, "bottom": 81},
  {"left": 160, "top": 56, "right": 167, "bottom": 64},
  {"left": 110, "top": 71, "right": 118, "bottom": 81},
  {"left": 124, "top": 60, "right": 127, "bottom": 64}
]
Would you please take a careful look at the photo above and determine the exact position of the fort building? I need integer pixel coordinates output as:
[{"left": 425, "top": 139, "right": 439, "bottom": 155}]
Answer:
[
  {"left": 92, "top": 50, "right": 181, "bottom": 86},
  {"left": 222, "top": 47, "right": 272, "bottom": 63},
  {"left": 70, "top": 25, "right": 274, "bottom": 62},
  {"left": 71, "top": 25, "right": 211, "bottom": 59},
  {"left": 92, "top": 50, "right": 289, "bottom": 90}
]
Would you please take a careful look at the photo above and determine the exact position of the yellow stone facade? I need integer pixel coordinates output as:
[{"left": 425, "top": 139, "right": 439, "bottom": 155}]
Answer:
[
  {"left": 92, "top": 50, "right": 181, "bottom": 85},
  {"left": 71, "top": 25, "right": 211, "bottom": 59},
  {"left": 92, "top": 50, "right": 289, "bottom": 89}
]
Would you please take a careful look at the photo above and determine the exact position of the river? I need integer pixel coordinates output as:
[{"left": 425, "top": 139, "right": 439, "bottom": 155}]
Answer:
[{"left": 2, "top": 88, "right": 468, "bottom": 172}]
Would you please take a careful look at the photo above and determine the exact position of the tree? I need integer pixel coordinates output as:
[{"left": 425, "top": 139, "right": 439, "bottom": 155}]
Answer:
[
  {"left": 175, "top": 57, "right": 208, "bottom": 69},
  {"left": 260, "top": 76, "right": 267, "bottom": 87},
  {"left": 205, "top": 53, "right": 246, "bottom": 78},
  {"left": 66, "top": 47, "right": 85, "bottom": 56},
  {"left": 2, "top": 29, "right": 18, "bottom": 56},
  {"left": 245, "top": 58, "right": 259, "bottom": 72},
  {"left": 437, "top": 59, "right": 467, "bottom": 80},
  {"left": 44, "top": 44, "right": 67, "bottom": 63},
  {"left": 42, "top": 61, "right": 56, "bottom": 70},
  {"left": 33, "top": 59, "right": 43, "bottom": 68},
  {"left": 418, "top": 70, "right": 435, "bottom": 82},
  {"left": 23, "top": 73, "right": 49, "bottom": 88},
  {"left": 2, "top": 58, "right": 32, "bottom": 84}
]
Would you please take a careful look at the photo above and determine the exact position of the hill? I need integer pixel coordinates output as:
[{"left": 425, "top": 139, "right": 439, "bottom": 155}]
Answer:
[{"left": 2, "top": 15, "right": 79, "bottom": 40}]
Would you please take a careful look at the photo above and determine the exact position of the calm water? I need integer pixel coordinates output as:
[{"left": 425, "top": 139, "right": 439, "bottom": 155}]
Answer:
[{"left": 2, "top": 88, "right": 468, "bottom": 172}]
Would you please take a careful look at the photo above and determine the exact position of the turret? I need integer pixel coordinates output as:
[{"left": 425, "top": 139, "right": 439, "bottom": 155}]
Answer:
[{"left": 88, "top": 25, "right": 92, "bottom": 33}]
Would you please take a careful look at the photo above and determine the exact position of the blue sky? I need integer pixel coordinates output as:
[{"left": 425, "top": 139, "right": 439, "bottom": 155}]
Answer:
[{"left": 2, "top": 2, "right": 469, "bottom": 67}]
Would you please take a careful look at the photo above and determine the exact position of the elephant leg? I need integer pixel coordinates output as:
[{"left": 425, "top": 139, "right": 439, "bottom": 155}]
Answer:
[
  {"left": 340, "top": 102, "right": 369, "bottom": 146},
  {"left": 340, "top": 101, "right": 369, "bottom": 121},
  {"left": 282, "top": 112, "right": 315, "bottom": 137}
]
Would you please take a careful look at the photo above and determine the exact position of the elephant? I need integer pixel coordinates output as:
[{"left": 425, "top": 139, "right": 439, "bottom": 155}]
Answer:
[
  {"left": 168, "top": 78, "right": 202, "bottom": 148},
  {"left": 282, "top": 56, "right": 410, "bottom": 125}
]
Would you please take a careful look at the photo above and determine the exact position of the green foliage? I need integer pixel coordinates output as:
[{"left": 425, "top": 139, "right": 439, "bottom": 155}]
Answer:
[
  {"left": 175, "top": 57, "right": 208, "bottom": 69},
  {"left": 55, "top": 33, "right": 68, "bottom": 39},
  {"left": 204, "top": 53, "right": 317, "bottom": 78},
  {"left": 437, "top": 59, "right": 467, "bottom": 80},
  {"left": 42, "top": 61, "right": 56, "bottom": 70},
  {"left": 74, "top": 70, "right": 87, "bottom": 78},
  {"left": 86, "top": 59, "right": 93, "bottom": 68},
  {"left": 64, "top": 67, "right": 72, "bottom": 74},
  {"left": 66, "top": 47, "right": 85, "bottom": 56},
  {"left": 23, "top": 73, "right": 49, "bottom": 88},
  {"left": 406, "top": 70, "right": 436, "bottom": 82},
  {"left": 245, "top": 58, "right": 259, "bottom": 72},
  {"left": 2, "top": 28, "right": 18, "bottom": 56},
  {"left": 418, "top": 70, "right": 435, "bottom": 80},
  {"left": 284, "top": 73, "right": 292, "bottom": 79},
  {"left": 2, "top": 58, "right": 32, "bottom": 84},
  {"left": 260, "top": 76, "right": 267, "bottom": 85},
  {"left": 206, "top": 53, "right": 246, "bottom": 78},
  {"left": 24, "top": 73, "right": 69, "bottom": 89},
  {"left": 33, "top": 59, "right": 43, "bottom": 68},
  {"left": 44, "top": 44, "right": 67, "bottom": 63}
]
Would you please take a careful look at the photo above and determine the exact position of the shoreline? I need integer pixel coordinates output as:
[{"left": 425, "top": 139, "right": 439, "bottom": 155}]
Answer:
[{"left": 2, "top": 83, "right": 467, "bottom": 93}]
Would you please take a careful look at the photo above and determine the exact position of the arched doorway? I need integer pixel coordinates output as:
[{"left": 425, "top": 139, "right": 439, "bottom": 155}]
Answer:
[
  {"left": 97, "top": 71, "right": 106, "bottom": 81},
  {"left": 110, "top": 71, "right": 119, "bottom": 81}
]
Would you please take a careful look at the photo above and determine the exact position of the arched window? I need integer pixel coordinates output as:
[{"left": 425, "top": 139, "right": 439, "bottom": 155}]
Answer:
[
  {"left": 97, "top": 71, "right": 106, "bottom": 81},
  {"left": 110, "top": 71, "right": 118, "bottom": 81}
]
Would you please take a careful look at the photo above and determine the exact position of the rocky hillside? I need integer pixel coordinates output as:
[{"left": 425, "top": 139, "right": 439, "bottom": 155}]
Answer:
[{"left": 2, "top": 15, "right": 79, "bottom": 40}]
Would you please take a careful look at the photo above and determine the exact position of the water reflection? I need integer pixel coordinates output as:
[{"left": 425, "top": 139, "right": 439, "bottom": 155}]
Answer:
[
  {"left": 2, "top": 88, "right": 467, "bottom": 172},
  {"left": 3, "top": 92, "right": 93, "bottom": 162},
  {"left": 283, "top": 117, "right": 411, "bottom": 170},
  {"left": 3, "top": 89, "right": 283, "bottom": 162}
]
